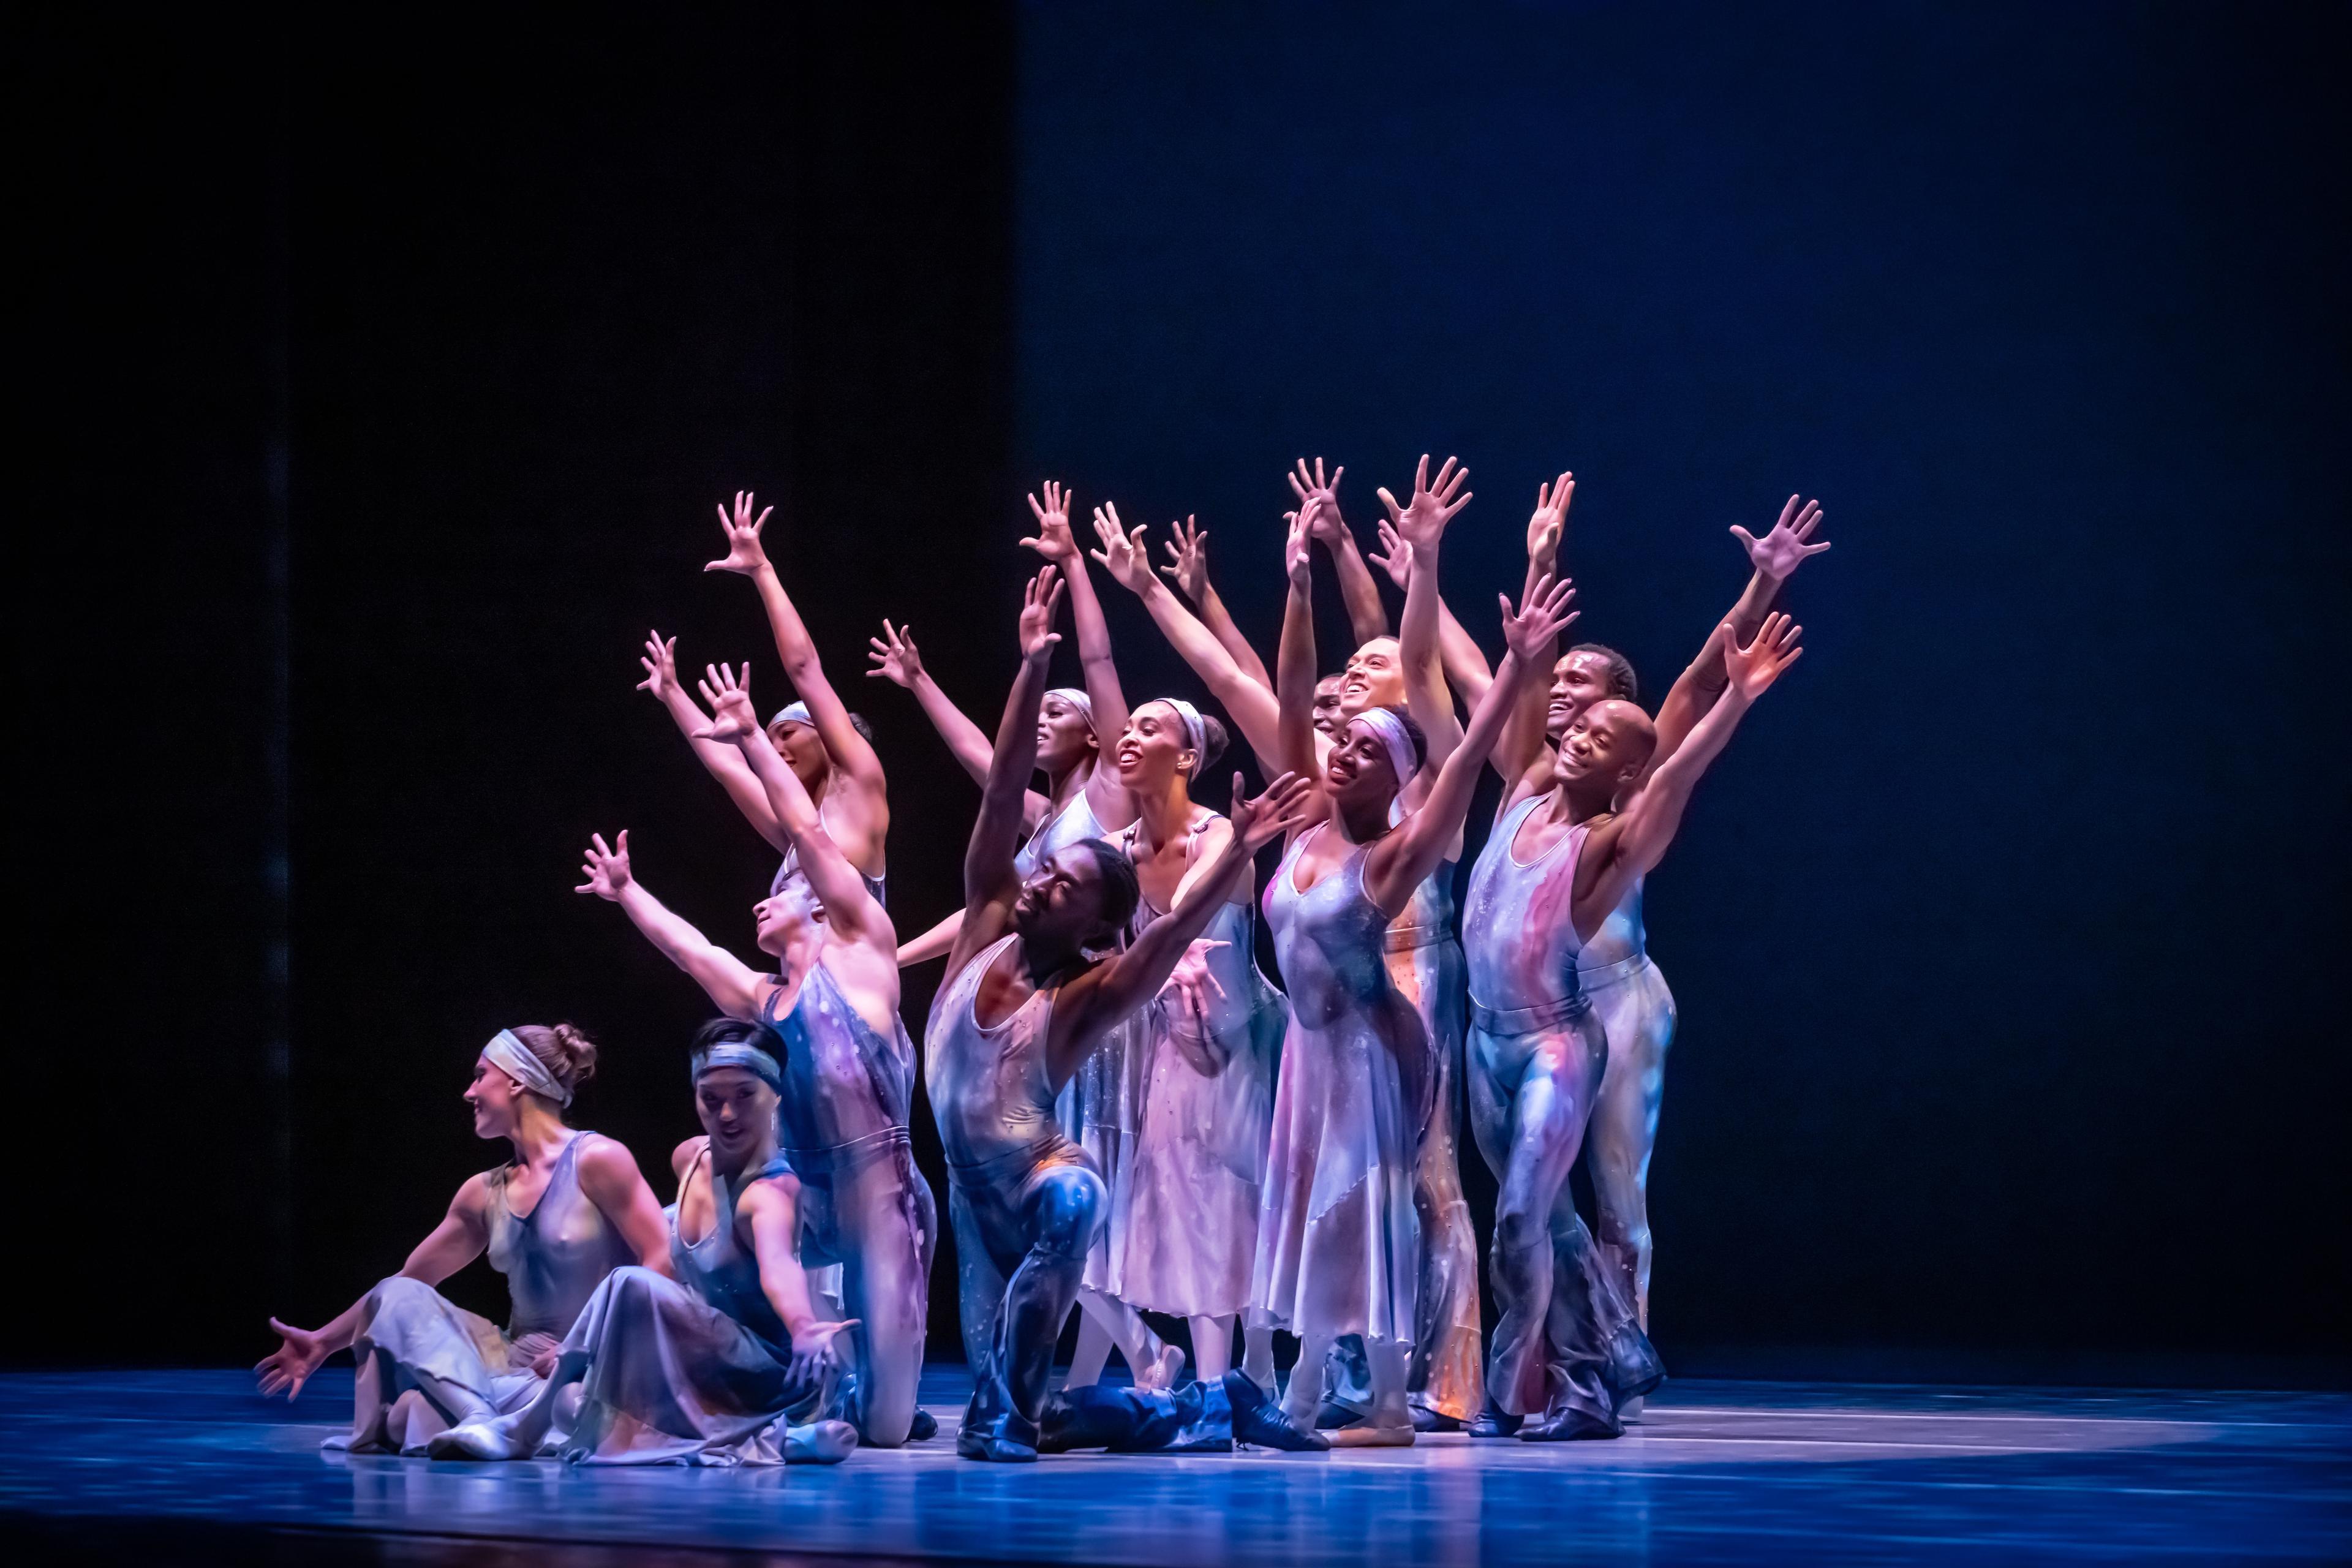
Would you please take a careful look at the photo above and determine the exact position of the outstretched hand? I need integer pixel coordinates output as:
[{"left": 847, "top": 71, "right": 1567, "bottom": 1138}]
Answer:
[
  {"left": 254, "top": 1318, "right": 328, "bottom": 1401},
  {"left": 1378, "top": 454, "right": 1472, "bottom": 552},
  {"left": 1161, "top": 938, "right": 1231, "bottom": 1024},
  {"left": 1528, "top": 470, "right": 1574, "bottom": 561},
  {"left": 576, "top": 830, "right": 634, "bottom": 900},
  {"left": 1367, "top": 518, "right": 1414, "bottom": 590},
  {"left": 865, "top": 620, "right": 924, "bottom": 687},
  {"left": 1019, "top": 565, "right": 1065, "bottom": 660},
  {"left": 1282, "top": 508, "right": 1315, "bottom": 589},
  {"left": 693, "top": 662, "right": 760, "bottom": 743},
  {"left": 1500, "top": 571, "right": 1580, "bottom": 660},
  {"left": 1230, "top": 770, "right": 1316, "bottom": 851},
  {"left": 1731, "top": 495, "right": 1831, "bottom": 582},
  {"left": 1287, "top": 457, "right": 1347, "bottom": 545},
  {"left": 1723, "top": 611, "right": 1804, "bottom": 698},
  {"left": 1159, "top": 515, "right": 1211, "bottom": 601},
  {"left": 1021, "top": 480, "right": 1080, "bottom": 564},
  {"left": 1088, "top": 502, "right": 1155, "bottom": 594},
  {"left": 706, "top": 490, "right": 774, "bottom": 576},
  {"left": 637, "top": 631, "right": 680, "bottom": 701},
  {"left": 784, "top": 1317, "right": 862, "bottom": 1398}
]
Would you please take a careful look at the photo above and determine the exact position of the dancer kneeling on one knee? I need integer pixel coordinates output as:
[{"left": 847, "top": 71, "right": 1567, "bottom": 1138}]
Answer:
[
  {"left": 930, "top": 566, "right": 1322, "bottom": 1461},
  {"left": 255, "top": 1026, "right": 671, "bottom": 1455},
  {"left": 430, "top": 1019, "right": 862, "bottom": 1465}
]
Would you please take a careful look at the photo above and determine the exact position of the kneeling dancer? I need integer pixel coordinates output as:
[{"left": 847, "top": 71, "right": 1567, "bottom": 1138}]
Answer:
[{"left": 930, "top": 567, "right": 1318, "bottom": 1461}]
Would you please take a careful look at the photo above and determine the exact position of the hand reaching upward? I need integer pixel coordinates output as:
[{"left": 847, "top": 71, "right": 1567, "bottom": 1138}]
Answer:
[
  {"left": 1287, "top": 457, "right": 1348, "bottom": 546},
  {"left": 1367, "top": 518, "right": 1414, "bottom": 590},
  {"left": 1021, "top": 480, "right": 1080, "bottom": 564},
  {"left": 1722, "top": 611, "right": 1804, "bottom": 698},
  {"left": 1018, "top": 565, "right": 1065, "bottom": 660},
  {"left": 1527, "top": 470, "right": 1574, "bottom": 560},
  {"left": 576, "top": 831, "right": 634, "bottom": 900},
  {"left": 1378, "top": 454, "right": 1472, "bottom": 552},
  {"left": 637, "top": 631, "right": 680, "bottom": 702},
  {"left": 695, "top": 662, "right": 760, "bottom": 742},
  {"left": 1731, "top": 496, "right": 1831, "bottom": 582},
  {"left": 1500, "top": 571, "right": 1580, "bottom": 660},
  {"left": 865, "top": 619, "right": 924, "bottom": 687},
  {"left": 1088, "top": 503, "right": 1155, "bottom": 594},
  {"left": 1160, "top": 515, "right": 1211, "bottom": 601},
  {"left": 1230, "top": 769, "right": 1316, "bottom": 851},
  {"left": 706, "top": 491, "right": 774, "bottom": 576},
  {"left": 1282, "top": 509, "right": 1314, "bottom": 589}
]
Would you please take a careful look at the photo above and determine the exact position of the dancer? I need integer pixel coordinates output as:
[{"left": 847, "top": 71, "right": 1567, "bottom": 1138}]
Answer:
[
  {"left": 1463, "top": 608, "right": 1806, "bottom": 1439},
  {"left": 255, "top": 1027, "right": 670, "bottom": 1454},
  {"left": 569, "top": 669, "right": 935, "bottom": 1447},
  {"left": 431, "top": 1020, "right": 863, "bottom": 1464},
  {"left": 927, "top": 565, "right": 1316, "bottom": 1461},
  {"left": 640, "top": 489, "right": 889, "bottom": 902},
  {"left": 1251, "top": 502, "right": 1579, "bottom": 1446},
  {"left": 1099, "top": 697, "right": 1286, "bottom": 1383}
]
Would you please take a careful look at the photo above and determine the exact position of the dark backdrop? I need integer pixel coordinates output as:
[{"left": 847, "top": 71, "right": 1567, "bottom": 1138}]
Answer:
[{"left": 14, "top": 2, "right": 2346, "bottom": 1377}]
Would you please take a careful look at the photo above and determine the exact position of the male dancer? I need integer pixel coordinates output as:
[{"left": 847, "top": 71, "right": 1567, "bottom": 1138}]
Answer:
[{"left": 927, "top": 567, "right": 1321, "bottom": 1461}]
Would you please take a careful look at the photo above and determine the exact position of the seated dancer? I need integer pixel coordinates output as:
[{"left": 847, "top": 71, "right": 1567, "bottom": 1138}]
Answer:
[
  {"left": 927, "top": 565, "right": 1319, "bottom": 1461},
  {"left": 568, "top": 662, "right": 937, "bottom": 1447},
  {"left": 432, "top": 1010, "right": 862, "bottom": 1466},
  {"left": 1250, "top": 501, "right": 1580, "bottom": 1447},
  {"left": 639, "top": 489, "right": 889, "bottom": 903},
  {"left": 1463, "top": 601, "right": 1806, "bottom": 1439},
  {"left": 255, "top": 1027, "right": 670, "bottom": 1454}
]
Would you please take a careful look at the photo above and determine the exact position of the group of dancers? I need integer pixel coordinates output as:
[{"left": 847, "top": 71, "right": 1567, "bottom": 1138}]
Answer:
[{"left": 257, "top": 455, "right": 1825, "bottom": 1464}]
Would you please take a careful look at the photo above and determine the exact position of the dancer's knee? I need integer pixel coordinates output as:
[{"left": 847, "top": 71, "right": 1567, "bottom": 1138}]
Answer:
[{"left": 1030, "top": 1167, "right": 1105, "bottom": 1261}]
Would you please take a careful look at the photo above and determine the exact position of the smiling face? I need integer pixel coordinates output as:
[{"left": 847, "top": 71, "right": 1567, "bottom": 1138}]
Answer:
[
  {"left": 1311, "top": 676, "right": 1346, "bottom": 736},
  {"left": 1036, "top": 692, "right": 1098, "bottom": 775},
  {"left": 1012, "top": 842, "right": 1112, "bottom": 951},
  {"left": 694, "top": 1066, "right": 779, "bottom": 1163},
  {"left": 1114, "top": 700, "right": 1194, "bottom": 791},
  {"left": 766, "top": 719, "right": 829, "bottom": 790},
  {"left": 1546, "top": 650, "right": 1623, "bottom": 738},
  {"left": 1324, "top": 714, "right": 1406, "bottom": 813},
  {"left": 1551, "top": 699, "right": 1657, "bottom": 802},
  {"left": 1337, "top": 637, "right": 1406, "bottom": 717},
  {"left": 464, "top": 1054, "right": 527, "bottom": 1140},
  {"left": 752, "top": 879, "right": 824, "bottom": 957}
]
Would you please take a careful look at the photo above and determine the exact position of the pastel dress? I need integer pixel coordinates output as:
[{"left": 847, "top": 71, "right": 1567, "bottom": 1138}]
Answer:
[
  {"left": 329, "top": 1133, "right": 634, "bottom": 1454},
  {"left": 1460, "top": 795, "right": 1659, "bottom": 1429},
  {"left": 1101, "top": 813, "right": 1286, "bottom": 1317},
  {"left": 546, "top": 1148, "right": 832, "bottom": 1465},
  {"left": 1248, "top": 826, "right": 1425, "bottom": 1352},
  {"left": 756, "top": 953, "right": 938, "bottom": 1442}
]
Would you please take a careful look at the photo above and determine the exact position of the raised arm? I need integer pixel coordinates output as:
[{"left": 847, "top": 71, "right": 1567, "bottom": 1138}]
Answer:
[
  {"left": 1366, "top": 573, "right": 1578, "bottom": 913},
  {"left": 946, "top": 567, "right": 1065, "bottom": 977},
  {"left": 1486, "top": 473, "right": 1575, "bottom": 784},
  {"left": 706, "top": 490, "right": 888, "bottom": 793},
  {"left": 1025, "top": 483, "right": 1131, "bottom": 744},
  {"left": 1161, "top": 516, "right": 1273, "bottom": 691},
  {"left": 1370, "top": 522, "right": 1496, "bottom": 710},
  {"left": 867, "top": 619, "right": 1027, "bottom": 792},
  {"left": 1049, "top": 772, "right": 1311, "bottom": 1079},
  {"left": 1093, "top": 506, "right": 1286, "bottom": 775},
  {"left": 639, "top": 630, "right": 788, "bottom": 853},
  {"left": 1274, "top": 508, "right": 1324, "bottom": 785},
  {"left": 1291, "top": 458, "right": 1388, "bottom": 648},
  {"left": 1646, "top": 495, "right": 1829, "bottom": 778},
  {"left": 576, "top": 830, "right": 768, "bottom": 1019},
  {"left": 698, "top": 662, "right": 892, "bottom": 952},
  {"left": 1384, "top": 454, "right": 1476, "bottom": 771}
]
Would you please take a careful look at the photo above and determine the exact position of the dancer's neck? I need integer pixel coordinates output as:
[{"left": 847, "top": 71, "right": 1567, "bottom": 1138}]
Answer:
[
  {"left": 1131, "top": 772, "right": 1192, "bottom": 848},
  {"left": 505, "top": 1104, "right": 574, "bottom": 1170}
]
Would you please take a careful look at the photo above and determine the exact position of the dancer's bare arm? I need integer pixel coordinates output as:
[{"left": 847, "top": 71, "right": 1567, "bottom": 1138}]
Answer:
[
  {"left": 1484, "top": 473, "right": 1575, "bottom": 785},
  {"left": 638, "top": 630, "right": 790, "bottom": 853},
  {"left": 575, "top": 1137, "right": 677, "bottom": 1275},
  {"left": 1291, "top": 458, "right": 1389, "bottom": 648},
  {"left": 1025, "top": 482, "right": 1134, "bottom": 826},
  {"left": 867, "top": 619, "right": 1049, "bottom": 821},
  {"left": 1369, "top": 522, "right": 1498, "bottom": 712},
  {"left": 1161, "top": 516, "right": 1272, "bottom": 690},
  {"left": 1384, "top": 454, "right": 1477, "bottom": 775},
  {"left": 742, "top": 1177, "right": 859, "bottom": 1383},
  {"left": 946, "top": 567, "right": 1066, "bottom": 979},
  {"left": 578, "top": 830, "right": 769, "bottom": 1020},
  {"left": 1274, "top": 510, "right": 1325, "bottom": 797}
]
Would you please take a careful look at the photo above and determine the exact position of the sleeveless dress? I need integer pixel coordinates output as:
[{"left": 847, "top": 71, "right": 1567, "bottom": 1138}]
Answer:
[
  {"left": 331, "top": 1134, "right": 633, "bottom": 1453},
  {"left": 1248, "top": 827, "right": 1424, "bottom": 1349},
  {"left": 1101, "top": 813, "right": 1286, "bottom": 1317},
  {"left": 548, "top": 1148, "right": 832, "bottom": 1465},
  {"left": 771, "top": 789, "right": 888, "bottom": 906}
]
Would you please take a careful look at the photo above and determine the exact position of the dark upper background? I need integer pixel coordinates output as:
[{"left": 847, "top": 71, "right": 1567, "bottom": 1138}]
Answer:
[{"left": 15, "top": 2, "right": 2346, "bottom": 1378}]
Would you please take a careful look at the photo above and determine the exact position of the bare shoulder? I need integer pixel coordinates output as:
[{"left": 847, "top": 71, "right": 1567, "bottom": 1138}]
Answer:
[
  {"left": 573, "top": 1134, "right": 647, "bottom": 1192},
  {"left": 669, "top": 1136, "right": 709, "bottom": 1182}
]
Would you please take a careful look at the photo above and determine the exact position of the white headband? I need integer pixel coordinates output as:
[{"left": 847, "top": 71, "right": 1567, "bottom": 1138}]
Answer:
[
  {"left": 1160, "top": 698, "right": 1209, "bottom": 779},
  {"left": 1350, "top": 707, "right": 1420, "bottom": 793},
  {"left": 768, "top": 701, "right": 813, "bottom": 731},
  {"left": 483, "top": 1029, "right": 572, "bottom": 1108},
  {"left": 692, "top": 1040, "right": 785, "bottom": 1095},
  {"left": 1046, "top": 688, "right": 1095, "bottom": 734}
]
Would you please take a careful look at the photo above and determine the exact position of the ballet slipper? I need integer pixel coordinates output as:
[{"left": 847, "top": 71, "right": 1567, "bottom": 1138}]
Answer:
[
  {"left": 1466, "top": 1402, "right": 1523, "bottom": 1439},
  {"left": 426, "top": 1419, "right": 527, "bottom": 1461},
  {"left": 907, "top": 1409, "right": 938, "bottom": 1441},
  {"left": 1410, "top": 1404, "right": 1465, "bottom": 1434},
  {"left": 1518, "top": 1406, "right": 1621, "bottom": 1442},
  {"left": 785, "top": 1419, "right": 860, "bottom": 1464},
  {"left": 1326, "top": 1419, "right": 1415, "bottom": 1447}
]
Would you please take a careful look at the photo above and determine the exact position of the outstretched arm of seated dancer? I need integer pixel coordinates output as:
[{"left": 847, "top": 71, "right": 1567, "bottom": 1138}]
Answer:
[
  {"left": 1646, "top": 495, "right": 1830, "bottom": 779},
  {"left": 868, "top": 619, "right": 1049, "bottom": 818},
  {"left": 945, "top": 567, "right": 1065, "bottom": 978},
  {"left": 1291, "top": 457, "right": 1389, "bottom": 648},
  {"left": 1366, "top": 573, "right": 1579, "bottom": 913},
  {"left": 1371, "top": 521, "right": 1496, "bottom": 711},
  {"left": 1593, "top": 613, "right": 1804, "bottom": 919},
  {"left": 639, "top": 631, "right": 790, "bottom": 853},
  {"left": 1049, "top": 771, "right": 1313, "bottom": 1079},
  {"left": 255, "top": 1182, "right": 493, "bottom": 1400},
  {"left": 1163, "top": 516, "right": 1272, "bottom": 691},
  {"left": 1274, "top": 510, "right": 1325, "bottom": 786},
  {"left": 699, "top": 662, "right": 892, "bottom": 956},
  {"left": 741, "top": 1179, "right": 860, "bottom": 1387},
  {"left": 1485, "top": 472, "right": 1575, "bottom": 784},
  {"left": 1094, "top": 507, "right": 1287, "bottom": 776},
  {"left": 1385, "top": 454, "right": 1477, "bottom": 775},
  {"left": 1025, "top": 482, "right": 1133, "bottom": 822},
  {"left": 576, "top": 829, "right": 768, "bottom": 1019}
]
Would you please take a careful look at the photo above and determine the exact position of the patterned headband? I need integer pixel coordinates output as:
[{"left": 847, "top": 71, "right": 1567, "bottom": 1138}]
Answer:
[
  {"left": 1350, "top": 707, "right": 1420, "bottom": 793},
  {"left": 483, "top": 1029, "right": 571, "bottom": 1108}
]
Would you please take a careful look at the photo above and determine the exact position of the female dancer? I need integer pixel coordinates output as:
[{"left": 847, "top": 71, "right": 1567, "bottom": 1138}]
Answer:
[
  {"left": 1464, "top": 606, "right": 1805, "bottom": 1439},
  {"left": 255, "top": 1027, "right": 671, "bottom": 1453},
  {"left": 1251, "top": 502, "right": 1577, "bottom": 1445},
  {"left": 431, "top": 1020, "right": 862, "bottom": 1465},
  {"left": 567, "top": 665, "right": 934, "bottom": 1447},
  {"left": 925, "top": 567, "right": 1315, "bottom": 1461},
  {"left": 639, "top": 489, "right": 889, "bottom": 902},
  {"left": 1098, "top": 696, "right": 1286, "bottom": 1382}
]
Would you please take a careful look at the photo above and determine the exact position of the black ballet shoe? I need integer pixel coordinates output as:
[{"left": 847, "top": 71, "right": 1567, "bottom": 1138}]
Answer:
[
  {"left": 1466, "top": 1405, "right": 1523, "bottom": 1439},
  {"left": 907, "top": 1409, "right": 938, "bottom": 1441},
  {"left": 1411, "top": 1404, "right": 1465, "bottom": 1434},
  {"left": 1518, "top": 1405, "right": 1623, "bottom": 1442},
  {"left": 1314, "top": 1398, "right": 1365, "bottom": 1431},
  {"left": 1226, "top": 1370, "right": 1330, "bottom": 1452},
  {"left": 1604, "top": 1322, "right": 1667, "bottom": 1406},
  {"left": 956, "top": 1405, "right": 1042, "bottom": 1463}
]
